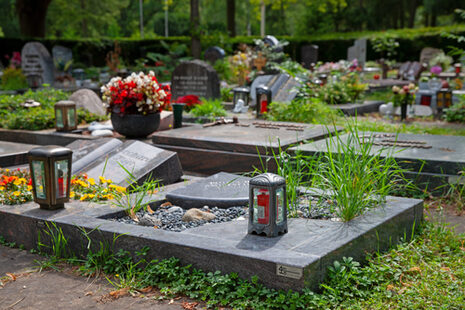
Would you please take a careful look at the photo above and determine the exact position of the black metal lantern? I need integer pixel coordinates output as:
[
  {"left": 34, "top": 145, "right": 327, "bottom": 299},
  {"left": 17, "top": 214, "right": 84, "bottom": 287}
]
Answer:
[
  {"left": 55, "top": 100, "right": 77, "bottom": 132},
  {"left": 255, "top": 85, "right": 272, "bottom": 118},
  {"left": 28, "top": 146, "right": 73, "bottom": 210},
  {"left": 437, "top": 90, "right": 452, "bottom": 110},
  {"left": 249, "top": 173, "right": 288, "bottom": 237},
  {"left": 233, "top": 87, "right": 250, "bottom": 112}
]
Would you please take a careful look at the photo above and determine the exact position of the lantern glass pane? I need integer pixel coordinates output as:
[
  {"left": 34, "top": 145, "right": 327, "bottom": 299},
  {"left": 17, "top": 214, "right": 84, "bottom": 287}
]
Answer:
[
  {"left": 67, "top": 108, "right": 76, "bottom": 127},
  {"left": 276, "top": 187, "right": 284, "bottom": 224},
  {"left": 54, "top": 160, "right": 69, "bottom": 199},
  {"left": 31, "top": 160, "right": 46, "bottom": 199},
  {"left": 259, "top": 94, "right": 268, "bottom": 113},
  {"left": 56, "top": 109, "right": 64, "bottom": 128},
  {"left": 253, "top": 188, "right": 270, "bottom": 225}
]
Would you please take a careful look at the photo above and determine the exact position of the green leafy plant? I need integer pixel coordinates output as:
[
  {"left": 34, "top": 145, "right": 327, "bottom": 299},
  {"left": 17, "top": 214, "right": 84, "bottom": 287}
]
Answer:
[
  {"left": 189, "top": 98, "right": 227, "bottom": 120},
  {"left": 267, "top": 97, "right": 340, "bottom": 124},
  {"left": 0, "top": 67, "right": 28, "bottom": 90},
  {"left": 370, "top": 35, "right": 399, "bottom": 59},
  {"left": 444, "top": 95, "right": 465, "bottom": 123},
  {"left": 37, "top": 221, "right": 73, "bottom": 261}
]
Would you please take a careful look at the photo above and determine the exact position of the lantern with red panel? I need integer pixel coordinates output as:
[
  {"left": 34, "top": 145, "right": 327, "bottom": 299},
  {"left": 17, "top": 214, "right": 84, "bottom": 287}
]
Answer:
[
  {"left": 255, "top": 85, "right": 272, "bottom": 118},
  {"left": 28, "top": 146, "right": 73, "bottom": 210},
  {"left": 248, "top": 173, "right": 288, "bottom": 237}
]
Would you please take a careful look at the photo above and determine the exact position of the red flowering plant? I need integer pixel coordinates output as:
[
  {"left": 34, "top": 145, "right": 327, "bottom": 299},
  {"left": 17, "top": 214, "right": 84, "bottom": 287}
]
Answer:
[
  {"left": 175, "top": 94, "right": 202, "bottom": 112},
  {"left": 101, "top": 71, "right": 171, "bottom": 115}
]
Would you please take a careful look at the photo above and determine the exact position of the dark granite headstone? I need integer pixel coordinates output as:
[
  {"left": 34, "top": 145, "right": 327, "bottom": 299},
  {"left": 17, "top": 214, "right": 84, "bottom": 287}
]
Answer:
[
  {"left": 171, "top": 60, "right": 220, "bottom": 101},
  {"left": 21, "top": 42, "right": 54, "bottom": 86},
  {"left": 52, "top": 45, "right": 73, "bottom": 73},
  {"left": 0, "top": 141, "right": 38, "bottom": 167},
  {"left": 166, "top": 172, "right": 250, "bottom": 208},
  {"left": 204, "top": 46, "right": 225, "bottom": 64},
  {"left": 72, "top": 140, "right": 183, "bottom": 187},
  {"left": 251, "top": 74, "right": 300, "bottom": 105},
  {"left": 67, "top": 138, "right": 123, "bottom": 173},
  {"left": 69, "top": 88, "right": 106, "bottom": 115},
  {"left": 301, "top": 45, "right": 318, "bottom": 69}
]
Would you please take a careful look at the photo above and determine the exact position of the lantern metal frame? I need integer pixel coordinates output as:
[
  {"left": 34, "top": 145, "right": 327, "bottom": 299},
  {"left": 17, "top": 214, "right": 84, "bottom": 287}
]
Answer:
[
  {"left": 255, "top": 85, "right": 272, "bottom": 118},
  {"left": 436, "top": 89, "right": 452, "bottom": 109},
  {"left": 55, "top": 100, "right": 77, "bottom": 132},
  {"left": 248, "top": 173, "right": 288, "bottom": 237},
  {"left": 232, "top": 87, "right": 250, "bottom": 110},
  {"left": 28, "top": 146, "right": 73, "bottom": 210}
]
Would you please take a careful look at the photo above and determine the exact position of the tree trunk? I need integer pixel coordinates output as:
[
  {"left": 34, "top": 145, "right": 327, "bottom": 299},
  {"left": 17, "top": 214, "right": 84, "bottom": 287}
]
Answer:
[
  {"left": 190, "top": 0, "right": 201, "bottom": 59},
  {"left": 226, "top": 0, "right": 235, "bottom": 37},
  {"left": 16, "top": 0, "right": 52, "bottom": 37},
  {"left": 407, "top": 0, "right": 418, "bottom": 28},
  {"left": 80, "top": 0, "right": 88, "bottom": 37},
  {"left": 399, "top": 0, "right": 404, "bottom": 28},
  {"left": 431, "top": 10, "right": 437, "bottom": 27},
  {"left": 260, "top": 0, "right": 265, "bottom": 37}
]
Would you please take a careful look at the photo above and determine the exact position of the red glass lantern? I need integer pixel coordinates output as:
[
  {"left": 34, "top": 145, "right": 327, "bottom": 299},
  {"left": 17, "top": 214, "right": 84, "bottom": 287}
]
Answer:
[
  {"left": 249, "top": 173, "right": 288, "bottom": 237},
  {"left": 255, "top": 85, "right": 272, "bottom": 118}
]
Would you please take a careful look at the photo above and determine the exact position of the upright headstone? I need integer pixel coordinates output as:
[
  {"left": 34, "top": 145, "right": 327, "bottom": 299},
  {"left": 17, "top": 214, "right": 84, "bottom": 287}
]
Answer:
[
  {"left": 171, "top": 60, "right": 220, "bottom": 101},
  {"left": 204, "top": 46, "right": 225, "bottom": 64},
  {"left": 420, "top": 47, "right": 442, "bottom": 65},
  {"left": 301, "top": 45, "right": 318, "bottom": 69},
  {"left": 69, "top": 88, "right": 106, "bottom": 115},
  {"left": 347, "top": 39, "right": 367, "bottom": 67},
  {"left": 21, "top": 42, "right": 54, "bottom": 86},
  {"left": 52, "top": 45, "right": 73, "bottom": 73},
  {"left": 398, "top": 62, "right": 412, "bottom": 80},
  {"left": 72, "top": 140, "right": 183, "bottom": 187},
  {"left": 406, "top": 61, "right": 423, "bottom": 81},
  {"left": 250, "top": 74, "right": 301, "bottom": 106}
]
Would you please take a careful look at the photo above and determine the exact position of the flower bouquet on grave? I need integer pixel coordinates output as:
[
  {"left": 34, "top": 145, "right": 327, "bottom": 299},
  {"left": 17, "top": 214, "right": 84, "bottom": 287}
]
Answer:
[{"left": 392, "top": 83, "right": 417, "bottom": 121}]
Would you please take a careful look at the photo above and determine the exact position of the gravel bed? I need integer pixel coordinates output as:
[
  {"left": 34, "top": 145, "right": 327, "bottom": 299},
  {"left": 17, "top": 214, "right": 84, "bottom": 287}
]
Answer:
[{"left": 115, "top": 204, "right": 247, "bottom": 232}]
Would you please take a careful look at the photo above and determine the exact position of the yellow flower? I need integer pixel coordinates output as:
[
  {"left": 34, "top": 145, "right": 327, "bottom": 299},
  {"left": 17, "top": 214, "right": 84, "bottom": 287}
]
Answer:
[
  {"left": 80, "top": 194, "right": 88, "bottom": 201},
  {"left": 88, "top": 178, "right": 96, "bottom": 186},
  {"left": 27, "top": 185, "right": 32, "bottom": 191},
  {"left": 109, "top": 184, "right": 126, "bottom": 193},
  {"left": 70, "top": 191, "right": 75, "bottom": 198},
  {"left": 13, "top": 178, "right": 27, "bottom": 186},
  {"left": 0, "top": 186, "right": 4, "bottom": 191},
  {"left": 99, "top": 176, "right": 107, "bottom": 184},
  {"left": 13, "top": 191, "right": 21, "bottom": 196},
  {"left": 106, "top": 179, "right": 112, "bottom": 184},
  {"left": 5, "top": 169, "right": 9, "bottom": 172},
  {"left": 88, "top": 194, "right": 95, "bottom": 199},
  {"left": 240, "top": 53, "right": 247, "bottom": 60}
]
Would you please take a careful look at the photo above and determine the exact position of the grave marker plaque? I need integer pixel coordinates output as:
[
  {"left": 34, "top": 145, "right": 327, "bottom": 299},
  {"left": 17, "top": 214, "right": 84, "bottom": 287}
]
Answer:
[
  {"left": 166, "top": 172, "right": 250, "bottom": 208},
  {"left": 171, "top": 60, "right": 220, "bottom": 101},
  {"left": 21, "top": 42, "right": 54, "bottom": 86},
  {"left": 52, "top": 45, "right": 73, "bottom": 73},
  {"left": 75, "top": 140, "right": 182, "bottom": 187}
]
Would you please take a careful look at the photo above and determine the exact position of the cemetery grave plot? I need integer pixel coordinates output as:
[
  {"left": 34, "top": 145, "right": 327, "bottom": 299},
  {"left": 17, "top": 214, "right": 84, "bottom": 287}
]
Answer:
[
  {"left": 291, "top": 132, "right": 465, "bottom": 192},
  {"left": 0, "top": 141, "right": 39, "bottom": 167},
  {"left": 152, "top": 120, "right": 340, "bottom": 175}
]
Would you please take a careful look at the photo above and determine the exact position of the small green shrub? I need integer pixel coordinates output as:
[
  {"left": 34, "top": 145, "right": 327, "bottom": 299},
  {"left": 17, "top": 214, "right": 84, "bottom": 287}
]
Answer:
[
  {"left": 0, "top": 67, "right": 28, "bottom": 90},
  {"left": 267, "top": 97, "right": 340, "bottom": 124},
  {"left": 189, "top": 98, "right": 227, "bottom": 120},
  {"left": 444, "top": 95, "right": 465, "bottom": 123}
]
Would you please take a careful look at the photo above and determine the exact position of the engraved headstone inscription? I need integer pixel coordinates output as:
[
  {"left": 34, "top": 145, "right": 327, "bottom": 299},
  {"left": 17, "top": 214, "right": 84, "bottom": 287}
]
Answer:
[{"left": 21, "top": 42, "right": 54, "bottom": 86}]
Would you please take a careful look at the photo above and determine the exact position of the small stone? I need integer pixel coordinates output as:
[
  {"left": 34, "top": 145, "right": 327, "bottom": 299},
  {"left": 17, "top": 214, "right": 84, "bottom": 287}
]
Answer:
[
  {"left": 91, "top": 129, "right": 113, "bottom": 137},
  {"left": 167, "top": 206, "right": 183, "bottom": 213},
  {"left": 235, "top": 216, "right": 246, "bottom": 221},
  {"left": 139, "top": 214, "right": 162, "bottom": 227},
  {"left": 182, "top": 208, "right": 216, "bottom": 222},
  {"left": 296, "top": 210, "right": 304, "bottom": 217}
]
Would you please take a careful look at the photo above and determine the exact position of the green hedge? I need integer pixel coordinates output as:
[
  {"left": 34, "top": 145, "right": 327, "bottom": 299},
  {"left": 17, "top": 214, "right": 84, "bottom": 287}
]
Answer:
[{"left": 1, "top": 25, "right": 464, "bottom": 67}]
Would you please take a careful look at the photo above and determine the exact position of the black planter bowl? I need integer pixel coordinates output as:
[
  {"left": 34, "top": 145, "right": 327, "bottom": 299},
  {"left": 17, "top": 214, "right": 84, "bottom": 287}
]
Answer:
[{"left": 111, "top": 112, "right": 160, "bottom": 138}]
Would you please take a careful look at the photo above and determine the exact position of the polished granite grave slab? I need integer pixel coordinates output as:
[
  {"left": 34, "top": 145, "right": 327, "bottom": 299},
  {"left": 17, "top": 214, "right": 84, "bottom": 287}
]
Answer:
[
  {"left": 291, "top": 132, "right": 465, "bottom": 191},
  {"left": 0, "top": 192, "right": 422, "bottom": 291},
  {"left": 152, "top": 120, "right": 341, "bottom": 175},
  {"left": 0, "top": 141, "right": 39, "bottom": 167}
]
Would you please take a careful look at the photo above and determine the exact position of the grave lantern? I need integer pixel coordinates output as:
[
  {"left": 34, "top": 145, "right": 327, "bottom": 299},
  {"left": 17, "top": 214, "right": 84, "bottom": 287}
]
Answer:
[
  {"left": 248, "top": 173, "right": 288, "bottom": 237},
  {"left": 233, "top": 87, "right": 250, "bottom": 111},
  {"left": 26, "top": 74, "right": 43, "bottom": 89},
  {"left": 28, "top": 146, "right": 73, "bottom": 210},
  {"left": 55, "top": 100, "right": 77, "bottom": 132},
  {"left": 72, "top": 68, "right": 85, "bottom": 86},
  {"left": 455, "top": 63, "right": 462, "bottom": 76},
  {"left": 436, "top": 90, "right": 452, "bottom": 110},
  {"left": 255, "top": 85, "right": 272, "bottom": 118}
]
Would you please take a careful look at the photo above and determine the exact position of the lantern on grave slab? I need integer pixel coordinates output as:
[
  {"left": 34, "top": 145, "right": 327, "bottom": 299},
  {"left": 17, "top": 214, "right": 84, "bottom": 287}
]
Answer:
[
  {"left": 248, "top": 173, "right": 288, "bottom": 237},
  {"left": 55, "top": 100, "right": 77, "bottom": 132},
  {"left": 26, "top": 74, "right": 43, "bottom": 89},
  {"left": 233, "top": 87, "right": 250, "bottom": 111},
  {"left": 436, "top": 90, "right": 452, "bottom": 109},
  {"left": 28, "top": 146, "right": 73, "bottom": 210},
  {"left": 255, "top": 85, "right": 272, "bottom": 118},
  {"left": 455, "top": 63, "right": 462, "bottom": 75}
]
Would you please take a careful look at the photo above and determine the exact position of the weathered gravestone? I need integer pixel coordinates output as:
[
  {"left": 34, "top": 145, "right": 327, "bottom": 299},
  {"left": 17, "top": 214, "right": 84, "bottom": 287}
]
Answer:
[
  {"left": 250, "top": 74, "right": 301, "bottom": 106},
  {"left": 166, "top": 172, "right": 250, "bottom": 208},
  {"left": 52, "top": 45, "right": 73, "bottom": 74},
  {"left": 171, "top": 60, "right": 220, "bottom": 101},
  {"left": 21, "top": 42, "right": 54, "bottom": 86},
  {"left": 301, "top": 45, "right": 318, "bottom": 69},
  {"left": 68, "top": 139, "right": 183, "bottom": 187},
  {"left": 204, "top": 46, "right": 225, "bottom": 64},
  {"left": 397, "top": 62, "right": 412, "bottom": 80},
  {"left": 69, "top": 88, "right": 106, "bottom": 115},
  {"left": 406, "top": 61, "right": 423, "bottom": 81},
  {"left": 420, "top": 47, "right": 442, "bottom": 65},
  {"left": 347, "top": 39, "right": 367, "bottom": 67}
]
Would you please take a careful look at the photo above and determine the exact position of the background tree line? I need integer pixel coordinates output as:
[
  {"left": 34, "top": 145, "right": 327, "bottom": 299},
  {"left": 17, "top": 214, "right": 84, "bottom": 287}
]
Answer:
[{"left": 0, "top": 0, "right": 464, "bottom": 39}]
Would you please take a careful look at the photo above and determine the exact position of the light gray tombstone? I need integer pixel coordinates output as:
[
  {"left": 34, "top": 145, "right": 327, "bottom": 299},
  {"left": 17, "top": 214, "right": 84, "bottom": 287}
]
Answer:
[
  {"left": 273, "top": 76, "right": 301, "bottom": 103},
  {"left": 21, "top": 42, "right": 54, "bottom": 85},
  {"left": 171, "top": 60, "right": 220, "bottom": 101},
  {"left": 69, "top": 88, "right": 106, "bottom": 116},
  {"left": 420, "top": 47, "right": 442, "bottom": 65},
  {"left": 52, "top": 45, "right": 73, "bottom": 73},
  {"left": 347, "top": 39, "right": 367, "bottom": 67},
  {"left": 251, "top": 74, "right": 301, "bottom": 106}
]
